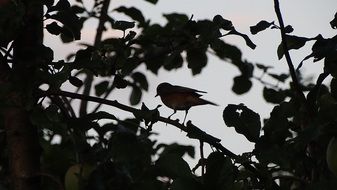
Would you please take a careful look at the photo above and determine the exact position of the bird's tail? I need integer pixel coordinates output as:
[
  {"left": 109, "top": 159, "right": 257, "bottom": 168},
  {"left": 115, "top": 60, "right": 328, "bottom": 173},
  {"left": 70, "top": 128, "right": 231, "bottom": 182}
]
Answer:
[{"left": 199, "top": 98, "right": 218, "bottom": 106}]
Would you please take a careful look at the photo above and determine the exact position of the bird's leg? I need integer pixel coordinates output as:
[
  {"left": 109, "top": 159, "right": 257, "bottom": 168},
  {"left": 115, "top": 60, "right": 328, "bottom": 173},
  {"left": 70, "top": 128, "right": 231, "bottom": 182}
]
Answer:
[
  {"left": 183, "top": 109, "right": 189, "bottom": 124},
  {"left": 168, "top": 110, "right": 177, "bottom": 120}
]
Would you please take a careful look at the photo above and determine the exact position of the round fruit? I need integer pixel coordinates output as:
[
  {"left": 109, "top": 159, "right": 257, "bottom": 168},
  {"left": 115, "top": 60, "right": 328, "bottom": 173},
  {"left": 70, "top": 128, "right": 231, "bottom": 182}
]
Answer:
[{"left": 64, "top": 163, "right": 95, "bottom": 190}]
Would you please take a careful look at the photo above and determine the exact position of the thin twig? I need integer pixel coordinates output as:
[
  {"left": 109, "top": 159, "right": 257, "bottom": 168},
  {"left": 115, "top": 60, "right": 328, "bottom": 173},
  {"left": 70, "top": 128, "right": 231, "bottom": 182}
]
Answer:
[
  {"left": 252, "top": 76, "right": 280, "bottom": 89},
  {"left": 199, "top": 140, "right": 205, "bottom": 176},
  {"left": 273, "top": 0, "right": 306, "bottom": 104}
]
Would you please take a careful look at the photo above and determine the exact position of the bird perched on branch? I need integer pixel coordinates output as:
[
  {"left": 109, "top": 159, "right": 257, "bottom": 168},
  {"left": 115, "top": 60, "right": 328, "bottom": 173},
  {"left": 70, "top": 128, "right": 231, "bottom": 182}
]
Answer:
[{"left": 155, "top": 82, "right": 217, "bottom": 123}]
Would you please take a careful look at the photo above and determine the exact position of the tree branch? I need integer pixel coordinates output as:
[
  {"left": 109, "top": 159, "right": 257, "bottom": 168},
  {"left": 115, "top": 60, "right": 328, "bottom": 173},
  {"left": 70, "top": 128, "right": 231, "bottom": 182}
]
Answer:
[
  {"left": 273, "top": 0, "right": 306, "bottom": 104},
  {"left": 38, "top": 89, "right": 279, "bottom": 188},
  {"left": 79, "top": 0, "right": 111, "bottom": 117}
]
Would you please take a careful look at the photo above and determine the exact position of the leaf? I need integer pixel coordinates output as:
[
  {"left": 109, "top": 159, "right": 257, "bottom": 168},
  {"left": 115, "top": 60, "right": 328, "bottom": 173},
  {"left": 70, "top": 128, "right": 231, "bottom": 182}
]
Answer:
[
  {"left": 213, "top": 15, "right": 233, "bottom": 31},
  {"left": 54, "top": 0, "right": 70, "bottom": 11},
  {"left": 121, "top": 57, "right": 141, "bottom": 75},
  {"left": 268, "top": 73, "right": 289, "bottom": 82},
  {"left": 132, "top": 72, "right": 148, "bottom": 91},
  {"left": 163, "top": 52, "right": 183, "bottom": 70},
  {"left": 228, "top": 29, "right": 256, "bottom": 49},
  {"left": 330, "top": 78, "right": 337, "bottom": 99},
  {"left": 40, "top": 44, "right": 54, "bottom": 62},
  {"left": 73, "top": 47, "right": 94, "bottom": 68},
  {"left": 330, "top": 12, "right": 337, "bottom": 29},
  {"left": 95, "top": 81, "right": 109, "bottom": 96},
  {"left": 238, "top": 60, "right": 254, "bottom": 77},
  {"left": 46, "top": 21, "right": 63, "bottom": 35},
  {"left": 210, "top": 39, "right": 242, "bottom": 61},
  {"left": 316, "top": 93, "right": 337, "bottom": 125},
  {"left": 159, "top": 143, "right": 195, "bottom": 158},
  {"left": 133, "top": 103, "right": 160, "bottom": 127},
  {"left": 44, "top": 104, "right": 61, "bottom": 122},
  {"left": 83, "top": 111, "right": 117, "bottom": 121},
  {"left": 108, "top": 130, "right": 153, "bottom": 166},
  {"left": 112, "top": 20, "right": 135, "bottom": 31},
  {"left": 250, "top": 20, "right": 273, "bottom": 35},
  {"left": 156, "top": 153, "right": 192, "bottom": 179},
  {"left": 130, "top": 86, "right": 142, "bottom": 105},
  {"left": 144, "top": 49, "right": 166, "bottom": 74},
  {"left": 30, "top": 107, "right": 53, "bottom": 129},
  {"left": 284, "top": 25, "right": 294, "bottom": 33},
  {"left": 60, "top": 29, "right": 74, "bottom": 43},
  {"left": 68, "top": 76, "right": 83, "bottom": 87},
  {"left": 118, "top": 119, "right": 141, "bottom": 134},
  {"left": 255, "top": 63, "right": 273, "bottom": 72},
  {"left": 186, "top": 46, "right": 208, "bottom": 75},
  {"left": 324, "top": 53, "right": 337, "bottom": 77},
  {"left": 223, "top": 104, "right": 261, "bottom": 142},
  {"left": 113, "top": 75, "right": 128, "bottom": 89},
  {"left": 232, "top": 75, "right": 252, "bottom": 95},
  {"left": 307, "top": 179, "right": 337, "bottom": 190},
  {"left": 41, "top": 143, "right": 74, "bottom": 177},
  {"left": 171, "top": 178, "right": 202, "bottom": 190},
  {"left": 254, "top": 138, "right": 293, "bottom": 167},
  {"left": 209, "top": 39, "right": 235, "bottom": 60},
  {"left": 195, "top": 20, "right": 222, "bottom": 41},
  {"left": 263, "top": 87, "right": 287, "bottom": 104},
  {"left": 163, "top": 13, "right": 189, "bottom": 25},
  {"left": 115, "top": 6, "right": 145, "bottom": 25},
  {"left": 124, "top": 31, "right": 137, "bottom": 41},
  {"left": 44, "top": 0, "right": 54, "bottom": 8},
  {"left": 67, "top": 117, "right": 100, "bottom": 131},
  {"left": 38, "top": 65, "right": 71, "bottom": 89},
  {"left": 143, "top": 0, "right": 158, "bottom": 4},
  {"left": 30, "top": 106, "right": 66, "bottom": 133},
  {"left": 204, "top": 152, "right": 238, "bottom": 189},
  {"left": 310, "top": 35, "right": 337, "bottom": 62},
  {"left": 71, "top": 5, "right": 85, "bottom": 14},
  {"left": 260, "top": 102, "right": 293, "bottom": 144},
  {"left": 48, "top": 9, "right": 82, "bottom": 41},
  {"left": 277, "top": 35, "right": 309, "bottom": 59}
]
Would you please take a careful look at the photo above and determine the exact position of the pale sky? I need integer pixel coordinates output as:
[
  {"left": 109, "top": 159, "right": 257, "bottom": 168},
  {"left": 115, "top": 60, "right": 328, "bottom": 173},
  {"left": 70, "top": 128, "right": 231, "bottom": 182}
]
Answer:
[{"left": 45, "top": 0, "right": 337, "bottom": 168}]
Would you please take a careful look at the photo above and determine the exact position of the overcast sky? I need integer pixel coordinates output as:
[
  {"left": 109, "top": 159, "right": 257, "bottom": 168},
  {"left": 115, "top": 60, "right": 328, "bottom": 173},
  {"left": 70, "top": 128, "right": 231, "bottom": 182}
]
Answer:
[{"left": 45, "top": 0, "right": 337, "bottom": 168}]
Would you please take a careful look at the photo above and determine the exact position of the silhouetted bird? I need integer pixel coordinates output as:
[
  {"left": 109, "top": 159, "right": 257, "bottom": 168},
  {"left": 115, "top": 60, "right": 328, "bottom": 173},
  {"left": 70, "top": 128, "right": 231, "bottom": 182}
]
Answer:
[{"left": 155, "top": 82, "right": 217, "bottom": 123}]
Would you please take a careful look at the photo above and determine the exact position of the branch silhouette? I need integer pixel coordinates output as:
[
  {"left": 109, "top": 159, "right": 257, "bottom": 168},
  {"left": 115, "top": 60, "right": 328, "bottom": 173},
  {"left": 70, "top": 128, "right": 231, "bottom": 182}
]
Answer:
[
  {"left": 273, "top": 0, "right": 306, "bottom": 104},
  {"left": 38, "top": 89, "right": 279, "bottom": 188}
]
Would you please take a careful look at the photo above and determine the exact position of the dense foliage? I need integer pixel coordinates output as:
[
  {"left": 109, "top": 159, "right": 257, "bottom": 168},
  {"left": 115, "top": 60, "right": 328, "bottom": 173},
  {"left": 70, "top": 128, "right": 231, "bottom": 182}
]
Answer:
[{"left": 0, "top": 0, "right": 337, "bottom": 189}]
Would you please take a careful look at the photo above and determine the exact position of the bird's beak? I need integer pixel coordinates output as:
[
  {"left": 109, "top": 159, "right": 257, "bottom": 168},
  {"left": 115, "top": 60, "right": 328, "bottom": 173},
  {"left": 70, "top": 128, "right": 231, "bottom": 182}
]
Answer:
[{"left": 155, "top": 94, "right": 158, "bottom": 97}]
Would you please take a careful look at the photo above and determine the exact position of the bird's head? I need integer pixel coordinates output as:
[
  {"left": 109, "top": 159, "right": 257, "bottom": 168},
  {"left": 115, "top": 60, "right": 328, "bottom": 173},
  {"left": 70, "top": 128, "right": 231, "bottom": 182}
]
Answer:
[{"left": 155, "top": 82, "right": 172, "bottom": 97}]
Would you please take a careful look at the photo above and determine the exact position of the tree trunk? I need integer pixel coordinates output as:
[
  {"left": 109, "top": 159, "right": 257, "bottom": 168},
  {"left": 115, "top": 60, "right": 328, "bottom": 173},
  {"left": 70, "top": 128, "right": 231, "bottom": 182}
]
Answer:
[
  {"left": 4, "top": 108, "right": 40, "bottom": 190},
  {"left": 1, "top": 0, "right": 43, "bottom": 189}
]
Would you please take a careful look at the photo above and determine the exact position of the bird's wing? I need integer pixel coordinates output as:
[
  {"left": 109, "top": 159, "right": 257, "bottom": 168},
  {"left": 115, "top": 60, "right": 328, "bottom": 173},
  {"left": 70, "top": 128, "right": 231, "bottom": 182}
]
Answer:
[{"left": 172, "top": 85, "right": 207, "bottom": 94}]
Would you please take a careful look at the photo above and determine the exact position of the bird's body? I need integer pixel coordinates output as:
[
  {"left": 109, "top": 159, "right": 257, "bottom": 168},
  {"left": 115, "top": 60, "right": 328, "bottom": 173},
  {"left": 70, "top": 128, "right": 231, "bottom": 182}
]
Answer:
[{"left": 156, "top": 82, "right": 217, "bottom": 123}]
